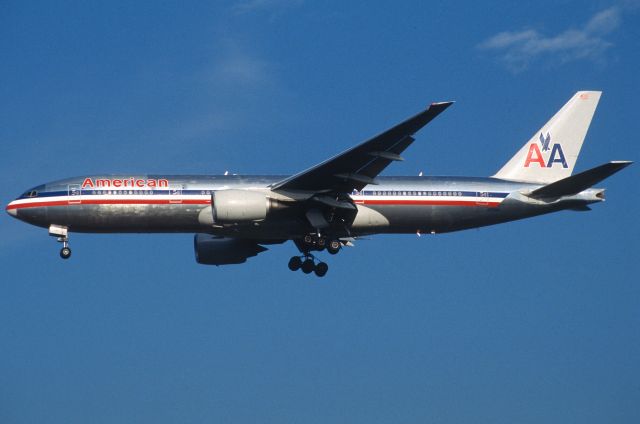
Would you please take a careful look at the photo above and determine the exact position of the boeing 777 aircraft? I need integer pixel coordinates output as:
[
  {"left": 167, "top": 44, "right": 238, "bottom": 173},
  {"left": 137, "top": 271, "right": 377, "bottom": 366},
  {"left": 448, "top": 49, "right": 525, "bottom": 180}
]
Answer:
[{"left": 6, "top": 91, "right": 631, "bottom": 277}]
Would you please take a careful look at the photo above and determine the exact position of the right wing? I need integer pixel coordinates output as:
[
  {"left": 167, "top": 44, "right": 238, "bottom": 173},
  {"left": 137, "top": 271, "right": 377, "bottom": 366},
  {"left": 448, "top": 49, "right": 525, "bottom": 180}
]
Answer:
[{"left": 270, "top": 101, "right": 453, "bottom": 194}]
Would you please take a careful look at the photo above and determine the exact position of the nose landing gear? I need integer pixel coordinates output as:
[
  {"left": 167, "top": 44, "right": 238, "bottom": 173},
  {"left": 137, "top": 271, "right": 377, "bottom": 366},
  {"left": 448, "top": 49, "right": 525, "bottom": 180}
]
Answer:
[{"left": 49, "top": 224, "right": 71, "bottom": 260}]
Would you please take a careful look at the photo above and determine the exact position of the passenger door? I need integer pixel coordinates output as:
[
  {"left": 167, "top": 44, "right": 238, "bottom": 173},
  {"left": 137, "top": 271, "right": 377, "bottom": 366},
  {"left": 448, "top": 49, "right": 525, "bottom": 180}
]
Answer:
[
  {"left": 476, "top": 191, "right": 489, "bottom": 206},
  {"left": 169, "top": 186, "right": 183, "bottom": 204},
  {"left": 68, "top": 184, "right": 82, "bottom": 205}
]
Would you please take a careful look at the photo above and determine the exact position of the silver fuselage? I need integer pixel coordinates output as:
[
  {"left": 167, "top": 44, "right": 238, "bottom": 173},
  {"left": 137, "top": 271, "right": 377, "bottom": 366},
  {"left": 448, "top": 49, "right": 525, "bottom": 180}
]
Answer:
[{"left": 6, "top": 174, "right": 603, "bottom": 240}]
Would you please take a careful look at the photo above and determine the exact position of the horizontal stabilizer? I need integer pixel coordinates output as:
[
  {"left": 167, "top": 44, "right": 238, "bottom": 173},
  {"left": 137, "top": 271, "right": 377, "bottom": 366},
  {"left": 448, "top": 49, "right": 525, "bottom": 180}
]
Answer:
[{"left": 529, "top": 161, "right": 632, "bottom": 199}]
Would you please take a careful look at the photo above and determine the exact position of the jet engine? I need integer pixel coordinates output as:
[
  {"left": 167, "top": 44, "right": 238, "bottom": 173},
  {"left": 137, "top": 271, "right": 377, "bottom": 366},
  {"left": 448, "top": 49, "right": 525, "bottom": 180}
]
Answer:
[
  {"left": 194, "top": 234, "right": 267, "bottom": 265},
  {"left": 212, "top": 190, "right": 269, "bottom": 223}
]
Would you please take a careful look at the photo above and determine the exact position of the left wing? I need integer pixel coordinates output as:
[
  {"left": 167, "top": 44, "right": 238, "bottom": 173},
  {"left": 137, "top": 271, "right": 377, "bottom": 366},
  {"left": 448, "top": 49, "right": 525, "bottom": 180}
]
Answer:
[{"left": 270, "top": 101, "right": 453, "bottom": 193}]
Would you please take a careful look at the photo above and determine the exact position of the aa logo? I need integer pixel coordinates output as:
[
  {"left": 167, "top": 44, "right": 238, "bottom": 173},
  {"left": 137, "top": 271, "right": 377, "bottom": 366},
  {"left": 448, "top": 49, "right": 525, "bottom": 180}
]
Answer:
[{"left": 524, "top": 132, "right": 568, "bottom": 168}]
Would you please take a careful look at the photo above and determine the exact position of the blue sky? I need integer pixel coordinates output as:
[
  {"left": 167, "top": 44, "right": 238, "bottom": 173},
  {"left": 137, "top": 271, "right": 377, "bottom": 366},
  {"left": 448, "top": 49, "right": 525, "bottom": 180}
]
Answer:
[{"left": 1, "top": 1, "right": 639, "bottom": 423}]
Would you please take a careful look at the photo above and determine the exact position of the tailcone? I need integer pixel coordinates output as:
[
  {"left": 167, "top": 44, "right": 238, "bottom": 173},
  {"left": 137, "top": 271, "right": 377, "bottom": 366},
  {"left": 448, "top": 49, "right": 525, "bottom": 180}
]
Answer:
[{"left": 582, "top": 188, "right": 606, "bottom": 203}]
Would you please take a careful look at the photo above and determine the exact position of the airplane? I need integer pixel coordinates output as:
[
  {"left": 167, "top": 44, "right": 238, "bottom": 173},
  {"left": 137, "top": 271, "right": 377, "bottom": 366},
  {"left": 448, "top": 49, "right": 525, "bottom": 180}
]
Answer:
[{"left": 5, "top": 91, "right": 632, "bottom": 277}]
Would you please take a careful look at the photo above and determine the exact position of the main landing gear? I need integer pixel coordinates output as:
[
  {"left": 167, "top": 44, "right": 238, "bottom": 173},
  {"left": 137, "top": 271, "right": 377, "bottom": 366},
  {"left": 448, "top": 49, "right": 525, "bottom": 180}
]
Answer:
[
  {"left": 49, "top": 224, "right": 71, "bottom": 260},
  {"left": 301, "top": 234, "right": 342, "bottom": 255},
  {"left": 288, "top": 255, "right": 328, "bottom": 277},
  {"left": 289, "top": 234, "right": 343, "bottom": 277}
]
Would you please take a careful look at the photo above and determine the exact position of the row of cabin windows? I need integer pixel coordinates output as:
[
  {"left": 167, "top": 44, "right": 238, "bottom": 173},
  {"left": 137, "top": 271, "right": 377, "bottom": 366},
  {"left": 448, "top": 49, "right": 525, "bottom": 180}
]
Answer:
[
  {"left": 90, "top": 190, "right": 158, "bottom": 195},
  {"left": 84, "top": 189, "right": 467, "bottom": 197},
  {"left": 363, "top": 190, "right": 464, "bottom": 197}
]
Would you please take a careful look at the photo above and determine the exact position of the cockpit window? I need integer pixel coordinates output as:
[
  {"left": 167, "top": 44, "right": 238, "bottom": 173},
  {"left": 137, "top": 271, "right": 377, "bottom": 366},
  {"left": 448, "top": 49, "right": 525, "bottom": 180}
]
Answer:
[{"left": 23, "top": 190, "right": 38, "bottom": 198}]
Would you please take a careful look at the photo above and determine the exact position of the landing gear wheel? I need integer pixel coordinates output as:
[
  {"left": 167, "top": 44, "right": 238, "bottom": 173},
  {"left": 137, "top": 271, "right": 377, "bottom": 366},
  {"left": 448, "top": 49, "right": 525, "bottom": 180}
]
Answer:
[
  {"left": 301, "top": 258, "right": 315, "bottom": 274},
  {"left": 60, "top": 247, "right": 71, "bottom": 259},
  {"left": 288, "top": 256, "right": 302, "bottom": 271},
  {"left": 327, "top": 240, "right": 341, "bottom": 255},
  {"left": 314, "top": 262, "right": 328, "bottom": 277}
]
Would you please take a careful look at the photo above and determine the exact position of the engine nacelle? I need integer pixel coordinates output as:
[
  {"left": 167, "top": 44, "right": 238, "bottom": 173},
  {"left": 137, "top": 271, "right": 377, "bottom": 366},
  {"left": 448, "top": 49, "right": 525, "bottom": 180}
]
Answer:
[
  {"left": 212, "top": 190, "right": 268, "bottom": 223},
  {"left": 194, "top": 234, "right": 267, "bottom": 265}
]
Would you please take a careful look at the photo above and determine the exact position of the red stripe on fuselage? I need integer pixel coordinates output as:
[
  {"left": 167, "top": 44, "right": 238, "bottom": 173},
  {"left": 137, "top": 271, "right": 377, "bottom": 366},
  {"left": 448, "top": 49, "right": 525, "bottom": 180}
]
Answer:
[
  {"left": 6, "top": 199, "right": 212, "bottom": 210},
  {"left": 361, "top": 199, "right": 500, "bottom": 207},
  {"left": 7, "top": 198, "right": 500, "bottom": 210}
]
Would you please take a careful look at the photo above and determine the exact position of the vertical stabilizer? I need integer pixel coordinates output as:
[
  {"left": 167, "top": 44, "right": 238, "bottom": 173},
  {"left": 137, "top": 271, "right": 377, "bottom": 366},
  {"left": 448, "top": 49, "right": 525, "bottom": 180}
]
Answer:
[{"left": 493, "top": 91, "right": 601, "bottom": 183}]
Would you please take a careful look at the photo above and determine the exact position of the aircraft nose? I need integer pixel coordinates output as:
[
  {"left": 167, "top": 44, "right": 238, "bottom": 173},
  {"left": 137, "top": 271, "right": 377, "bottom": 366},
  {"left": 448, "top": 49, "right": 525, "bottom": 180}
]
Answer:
[{"left": 6, "top": 201, "right": 17, "bottom": 217}]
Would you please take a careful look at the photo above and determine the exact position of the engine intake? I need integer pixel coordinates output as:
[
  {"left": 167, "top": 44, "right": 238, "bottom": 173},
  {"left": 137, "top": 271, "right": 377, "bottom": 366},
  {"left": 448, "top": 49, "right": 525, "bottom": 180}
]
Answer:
[{"left": 212, "top": 190, "right": 268, "bottom": 223}]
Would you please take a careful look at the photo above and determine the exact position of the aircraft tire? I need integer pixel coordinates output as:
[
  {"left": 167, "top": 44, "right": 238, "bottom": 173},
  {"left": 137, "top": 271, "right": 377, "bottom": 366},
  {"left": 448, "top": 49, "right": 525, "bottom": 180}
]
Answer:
[
  {"left": 301, "top": 259, "right": 315, "bottom": 274},
  {"left": 314, "top": 262, "right": 328, "bottom": 277},
  {"left": 327, "top": 240, "right": 341, "bottom": 255},
  {"left": 288, "top": 256, "right": 302, "bottom": 271},
  {"left": 60, "top": 247, "right": 71, "bottom": 259}
]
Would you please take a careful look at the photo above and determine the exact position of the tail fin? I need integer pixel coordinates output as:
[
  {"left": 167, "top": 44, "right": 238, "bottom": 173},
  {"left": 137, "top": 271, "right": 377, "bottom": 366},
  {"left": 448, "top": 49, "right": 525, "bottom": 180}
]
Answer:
[{"left": 493, "top": 91, "right": 602, "bottom": 183}]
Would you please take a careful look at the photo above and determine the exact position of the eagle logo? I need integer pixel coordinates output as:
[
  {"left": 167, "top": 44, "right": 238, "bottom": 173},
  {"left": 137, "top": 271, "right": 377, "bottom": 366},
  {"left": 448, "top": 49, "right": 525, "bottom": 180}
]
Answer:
[
  {"left": 525, "top": 132, "right": 567, "bottom": 168},
  {"left": 539, "top": 132, "right": 551, "bottom": 152}
]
